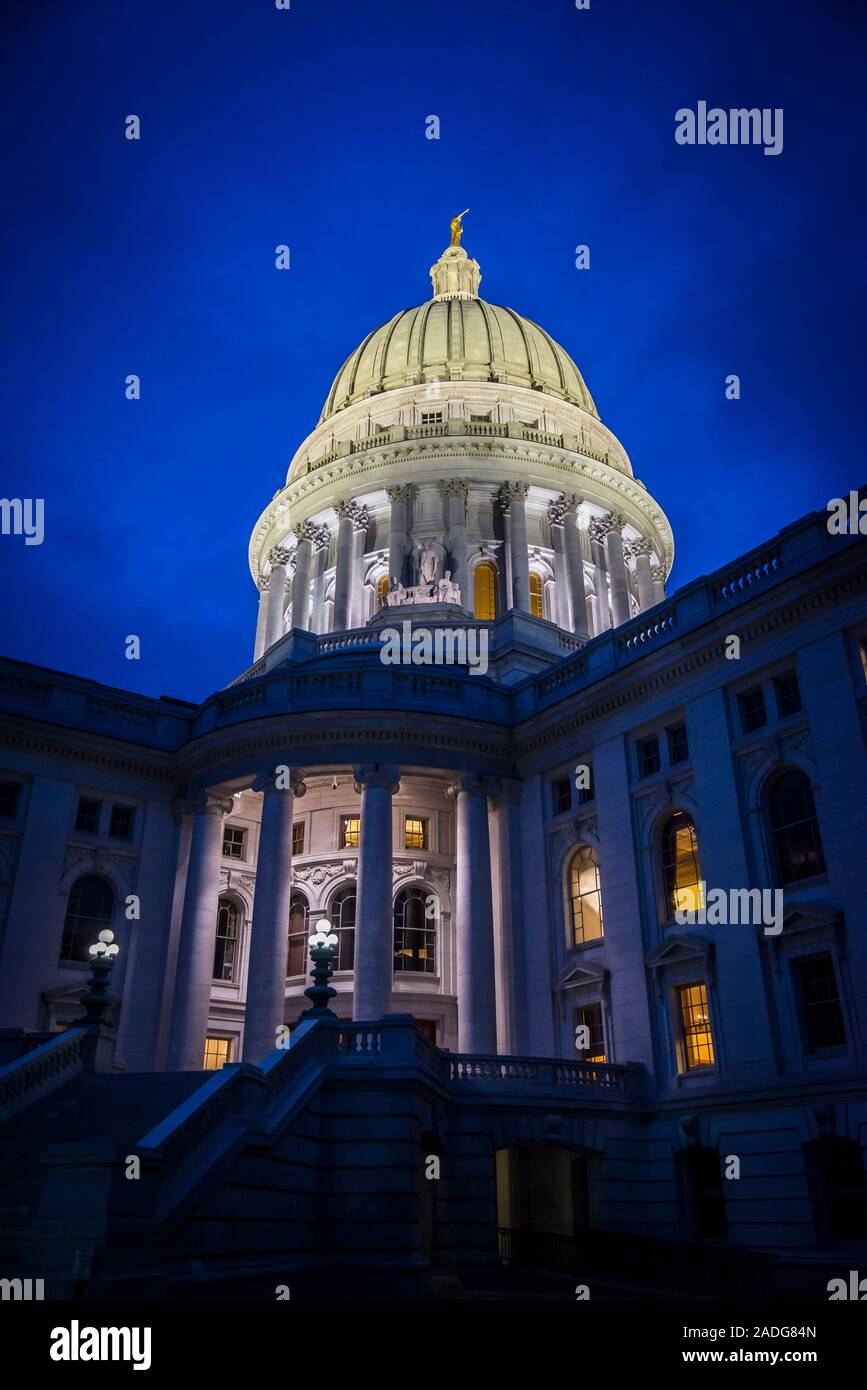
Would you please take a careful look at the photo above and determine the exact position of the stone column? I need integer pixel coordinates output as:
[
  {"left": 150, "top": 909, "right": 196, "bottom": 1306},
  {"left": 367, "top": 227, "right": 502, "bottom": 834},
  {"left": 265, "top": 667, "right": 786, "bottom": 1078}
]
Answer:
[
  {"left": 499, "top": 482, "right": 531, "bottom": 612},
  {"left": 449, "top": 774, "right": 499, "bottom": 1054},
  {"left": 547, "top": 498, "right": 571, "bottom": 631},
  {"left": 167, "top": 791, "right": 234, "bottom": 1070},
  {"left": 600, "top": 512, "right": 631, "bottom": 627},
  {"left": 631, "top": 536, "right": 656, "bottom": 611},
  {"left": 332, "top": 501, "right": 356, "bottom": 631},
  {"left": 651, "top": 563, "right": 666, "bottom": 606},
  {"left": 264, "top": 546, "right": 291, "bottom": 650},
  {"left": 243, "top": 770, "right": 306, "bottom": 1061},
  {"left": 349, "top": 504, "right": 370, "bottom": 629},
  {"left": 310, "top": 530, "right": 330, "bottom": 633},
  {"left": 589, "top": 521, "right": 611, "bottom": 632},
  {"left": 290, "top": 526, "right": 315, "bottom": 631},
  {"left": 387, "top": 485, "right": 412, "bottom": 588},
  {"left": 561, "top": 494, "right": 590, "bottom": 640},
  {"left": 443, "top": 479, "right": 469, "bottom": 605},
  {"left": 353, "top": 763, "right": 400, "bottom": 1020},
  {"left": 253, "top": 576, "right": 270, "bottom": 660}
]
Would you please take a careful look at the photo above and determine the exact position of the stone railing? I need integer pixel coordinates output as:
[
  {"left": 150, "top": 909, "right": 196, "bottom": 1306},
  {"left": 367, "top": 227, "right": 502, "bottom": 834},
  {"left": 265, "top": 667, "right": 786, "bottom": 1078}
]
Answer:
[
  {"left": 446, "top": 1052, "right": 645, "bottom": 1094},
  {"left": 0, "top": 1027, "right": 87, "bottom": 1124},
  {"left": 713, "top": 546, "right": 782, "bottom": 602},
  {"left": 300, "top": 422, "right": 627, "bottom": 475}
]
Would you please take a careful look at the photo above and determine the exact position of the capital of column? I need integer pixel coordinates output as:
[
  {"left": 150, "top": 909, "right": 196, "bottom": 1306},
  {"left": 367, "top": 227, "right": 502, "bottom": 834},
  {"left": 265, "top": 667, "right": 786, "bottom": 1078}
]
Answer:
[
  {"left": 598, "top": 510, "right": 625, "bottom": 537},
  {"left": 547, "top": 497, "right": 567, "bottom": 526},
  {"left": 269, "top": 544, "right": 292, "bottom": 569},
  {"left": 335, "top": 498, "right": 355, "bottom": 520},
  {"left": 491, "top": 776, "right": 523, "bottom": 808},
  {"left": 386, "top": 483, "right": 415, "bottom": 504},
  {"left": 188, "top": 791, "right": 235, "bottom": 818},
  {"left": 443, "top": 478, "right": 468, "bottom": 500},
  {"left": 651, "top": 564, "right": 666, "bottom": 583},
  {"left": 498, "top": 481, "right": 529, "bottom": 512},
  {"left": 350, "top": 502, "right": 370, "bottom": 531},
  {"left": 253, "top": 768, "right": 307, "bottom": 798},
  {"left": 293, "top": 520, "right": 328, "bottom": 549},
  {"left": 257, "top": 574, "right": 270, "bottom": 593},
  {"left": 353, "top": 763, "right": 400, "bottom": 794},
  {"left": 588, "top": 518, "right": 610, "bottom": 545},
  {"left": 630, "top": 535, "right": 654, "bottom": 558},
  {"left": 446, "top": 773, "right": 501, "bottom": 800}
]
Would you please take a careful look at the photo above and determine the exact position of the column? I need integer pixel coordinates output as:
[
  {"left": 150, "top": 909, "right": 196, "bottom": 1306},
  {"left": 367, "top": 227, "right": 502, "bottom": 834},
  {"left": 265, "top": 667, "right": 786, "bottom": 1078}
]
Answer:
[
  {"left": 253, "top": 576, "right": 269, "bottom": 660},
  {"left": 499, "top": 482, "right": 531, "bottom": 612},
  {"left": 264, "top": 545, "right": 291, "bottom": 650},
  {"left": 349, "top": 504, "right": 370, "bottom": 628},
  {"left": 352, "top": 763, "right": 400, "bottom": 1020},
  {"left": 561, "top": 494, "right": 590, "bottom": 640},
  {"left": 166, "top": 791, "right": 234, "bottom": 1070},
  {"left": 631, "top": 536, "right": 656, "bottom": 611},
  {"left": 449, "top": 774, "right": 499, "bottom": 1054},
  {"left": 547, "top": 498, "right": 571, "bottom": 631},
  {"left": 490, "top": 779, "right": 526, "bottom": 1055},
  {"left": 443, "top": 479, "right": 469, "bottom": 604},
  {"left": 386, "top": 484, "right": 412, "bottom": 588},
  {"left": 332, "top": 501, "right": 355, "bottom": 631},
  {"left": 651, "top": 563, "right": 666, "bottom": 606},
  {"left": 600, "top": 512, "right": 631, "bottom": 627},
  {"left": 310, "top": 531, "right": 329, "bottom": 633},
  {"left": 589, "top": 521, "right": 611, "bottom": 632},
  {"left": 290, "top": 526, "right": 315, "bottom": 631},
  {"left": 243, "top": 770, "right": 306, "bottom": 1061}
]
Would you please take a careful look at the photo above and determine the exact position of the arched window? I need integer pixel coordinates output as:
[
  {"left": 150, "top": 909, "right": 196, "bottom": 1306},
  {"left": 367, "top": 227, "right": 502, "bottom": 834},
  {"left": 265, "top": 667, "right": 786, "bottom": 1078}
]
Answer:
[
  {"left": 568, "top": 847, "right": 603, "bottom": 945},
  {"left": 213, "top": 897, "right": 240, "bottom": 982},
  {"left": 375, "top": 574, "right": 389, "bottom": 610},
  {"left": 329, "top": 887, "right": 356, "bottom": 971},
  {"left": 394, "top": 886, "right": 436, "bottom": 974},
  {"left": 529, "top": 572, "right": 544, "bottom": 618},
  {"left": 473, "top": 562, "right": 497, "bottom": 621},
  {"left": 61, "top": 875, "right": 114, "bottom": 963},
  {"left": 661, "top": 812, "right": 704, "bottom": 920},
  {"left": 767, "top": 769, "right": 826, "bottom": 885},
  {"left": 286, "top": 892, "right": 309, "bottom": 977}
]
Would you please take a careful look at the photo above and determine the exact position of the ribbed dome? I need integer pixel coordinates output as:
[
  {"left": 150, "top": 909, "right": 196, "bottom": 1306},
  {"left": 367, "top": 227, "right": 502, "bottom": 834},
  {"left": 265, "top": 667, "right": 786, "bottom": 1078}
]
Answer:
[{"left": 319, "top": 243, "right": 598, "bottom": 424}]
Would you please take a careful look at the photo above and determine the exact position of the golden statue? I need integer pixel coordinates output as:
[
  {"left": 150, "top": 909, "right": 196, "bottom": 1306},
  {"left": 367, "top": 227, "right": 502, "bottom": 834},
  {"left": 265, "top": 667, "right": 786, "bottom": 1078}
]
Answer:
[{"left": 450, "top": 208, "right": 469, "bottom": 247}]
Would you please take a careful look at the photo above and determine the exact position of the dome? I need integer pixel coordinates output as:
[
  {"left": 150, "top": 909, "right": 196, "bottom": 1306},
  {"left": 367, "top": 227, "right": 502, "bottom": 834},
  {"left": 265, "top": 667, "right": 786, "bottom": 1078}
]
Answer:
[{"left": 318, "top": 242, "right": 599, "bottom": 424}]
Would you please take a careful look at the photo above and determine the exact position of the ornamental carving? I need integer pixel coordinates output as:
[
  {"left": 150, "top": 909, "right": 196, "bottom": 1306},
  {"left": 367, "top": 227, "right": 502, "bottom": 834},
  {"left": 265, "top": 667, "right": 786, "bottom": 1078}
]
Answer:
[{"left": 269, "top": 545, "right": 292, "bottom": 568}]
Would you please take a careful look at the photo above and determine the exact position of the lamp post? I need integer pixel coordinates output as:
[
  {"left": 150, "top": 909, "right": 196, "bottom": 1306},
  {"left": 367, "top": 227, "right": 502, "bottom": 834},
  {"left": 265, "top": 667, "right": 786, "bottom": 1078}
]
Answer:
[
  {"left": 77, "top": 929, "right": 120, "bottom": 1071},
  {"left": 298, "top": 919, "right": 338, "bottom": 1020}
]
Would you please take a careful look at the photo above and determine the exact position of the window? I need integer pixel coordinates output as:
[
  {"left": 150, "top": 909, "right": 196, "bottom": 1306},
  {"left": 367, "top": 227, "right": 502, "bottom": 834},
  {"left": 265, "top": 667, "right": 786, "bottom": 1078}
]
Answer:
[
  {"left": 203, "top": 1036, "right": 233, "bottom": 1071},
  {"left": 470, "top": 412, "right": 490, "bottom": 423},
  {"left": 286, "top": 892, "right": 309, "bottom": 977},
  {"left": 574, "top": 1004, "right": 606, "bottom": 1063},
  {"left": 773, "top": 670, "right": 802, "bottom": 719},
  {"left": 553, "top": 778, "right": 571, "bottom": 815},
  {"left": 61, "top": 875, "right": 113, "bottom": 964},
  {"left": 678, "top": 982, "right": 715, "bottom": 1070},
  {"left": 213, "top": 898, "right": 239, "bottom": 982},
  {"left": 394, "top": 886, "right": 436, "bottom": 974},
  {"left": 75, "top": 798, "right": 101, "bottom": 834},
  {"left": 473, "top": 562, "right": 497, "bottom": 621},
  {"left": 568, "top": 847, "right": 603, "bottom": 945},
  {"left": 638, "top": 735, "right": 660, "bottom": 778},
  {"left": 0, "top": 781, "right": 21, "bottom": 818},
  {"left": 376, "top": 574, "right": 389, "bottom": 610},
  {"left": 420, "top": 410, "right": 442, "bottom": 425},
  {"left": 292, "top": 821, "right": 305, "bottom": 856},
  {"left": 329, "top": 887, "right": 356, "bottom": 970},
  {"left": 576, "top": 765, "right": 595, "bottom": 807},
  {"left": 794, "top": 954, "right": 846, "bottom": 1052},
  {"left": 667, "top": 723, "right": 689, "bottom": 766},
  {"left": 767, "top": 770, "right": 825, "bottom": 884},
  {"left": 738, "top": 686, "right": 767, "bottom": 734},
  {"left": 680, "top": 1147, "right": 727, "bottom": 1238},
  {"left": 661, "top": 812, "right": 704, "bottom": 919},
  {"left": 108, "top": 804, "right": 135, "bottom": 840},
  {"left": 529, "top": 572, "right": 544, "bottom": 618},
  {"left": 222, "top": 825, "right": 246, "bottom": 860},
  {"left": 340, "top": 815, "right": 360, "bottom": 849},
  {"left": 404, "top": 816, "right": 428, "bottom": 850}
]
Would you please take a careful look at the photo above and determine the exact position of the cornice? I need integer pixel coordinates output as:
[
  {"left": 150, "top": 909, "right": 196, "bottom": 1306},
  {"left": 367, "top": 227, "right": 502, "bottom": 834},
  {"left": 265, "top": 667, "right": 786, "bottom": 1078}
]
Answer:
[{"left": 0, "top": 722, "right": 176, "bottom": 782}]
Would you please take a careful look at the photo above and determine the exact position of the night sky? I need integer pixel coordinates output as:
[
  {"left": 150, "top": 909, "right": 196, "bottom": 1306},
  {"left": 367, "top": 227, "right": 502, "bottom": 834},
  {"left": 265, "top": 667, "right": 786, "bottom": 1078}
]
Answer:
[{"left": 1, "top": 0, "right": 864, "bottom": 702}]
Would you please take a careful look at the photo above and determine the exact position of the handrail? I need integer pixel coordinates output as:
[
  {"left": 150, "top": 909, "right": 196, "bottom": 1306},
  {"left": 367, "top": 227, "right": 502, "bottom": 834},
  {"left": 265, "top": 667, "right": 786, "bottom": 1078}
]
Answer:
[{"left": 0, "top": 1027, "right": 87, "bottom": 1125}]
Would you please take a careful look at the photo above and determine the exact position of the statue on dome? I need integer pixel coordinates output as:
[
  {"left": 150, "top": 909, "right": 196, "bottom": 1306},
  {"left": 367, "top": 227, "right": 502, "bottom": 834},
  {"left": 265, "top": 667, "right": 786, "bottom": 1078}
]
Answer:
[
  {"left": 416, "top": 543, "right": 439, "bottom": 587},
  {"left": 449, "top": 208, "right": 469, "bottom": 247}
]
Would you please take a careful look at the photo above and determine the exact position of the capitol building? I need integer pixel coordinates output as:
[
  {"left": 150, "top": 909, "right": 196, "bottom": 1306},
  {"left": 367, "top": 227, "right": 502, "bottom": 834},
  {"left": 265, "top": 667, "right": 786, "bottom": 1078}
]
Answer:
[{"left": 0, "top": 228, "right": 865, "bottom": 1299}]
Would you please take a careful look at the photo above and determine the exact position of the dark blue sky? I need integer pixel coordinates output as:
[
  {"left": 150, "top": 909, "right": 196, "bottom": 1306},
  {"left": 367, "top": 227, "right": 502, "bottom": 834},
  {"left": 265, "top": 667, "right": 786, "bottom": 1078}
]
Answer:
[{"left": 1, "top": 0, "right": 865, "bottom": 702}]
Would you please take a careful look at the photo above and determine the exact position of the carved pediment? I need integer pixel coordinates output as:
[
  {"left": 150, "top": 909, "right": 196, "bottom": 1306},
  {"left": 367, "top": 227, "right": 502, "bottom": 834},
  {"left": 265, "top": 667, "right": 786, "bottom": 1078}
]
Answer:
[
  {"left": 645, "top": 932, "right": 714, "bottom": 974},
  {"left": 555, "top": 958, "right": 609, "bottom": 991}
]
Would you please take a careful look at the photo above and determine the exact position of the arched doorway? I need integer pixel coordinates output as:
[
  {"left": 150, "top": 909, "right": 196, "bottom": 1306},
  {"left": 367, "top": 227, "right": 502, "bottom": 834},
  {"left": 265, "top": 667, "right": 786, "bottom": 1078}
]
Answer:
[{"left": 496, "top": 1143, "right": 595, "bottom": 1269}]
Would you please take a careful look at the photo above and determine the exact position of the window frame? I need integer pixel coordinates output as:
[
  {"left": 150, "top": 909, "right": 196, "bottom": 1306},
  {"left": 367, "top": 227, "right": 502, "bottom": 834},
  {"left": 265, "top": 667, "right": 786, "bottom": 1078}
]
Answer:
[
  {"left": 222, "top": 824, "right": 247, "bottom": 861},
  {"left": 108, "top": 803, "right": 135, "bottom": 840},
  {"left": 340, "top": 815, "right": 360, "bottom": 850},
  {"left": 75, "top": 797, "right": 102, "bottom": 835},
  {"left": 393, "top": 885, "right": 437, "bottom": 976},
  {"left": 566, "top": 845, "right": 604, "bottom": 947},
  {"left": 60, "top": 874, "right": 115, "bottom": 965},
  {"left": 675, "top": 979, "right": 717, "bottom": 1074},
  {"left": 213, "top": 896, "right": 241, "bottom": 983},
  {"left": 765, "top": 768, "right": 826, "bottom": 887},
  {"left": 403, "top": 815, "right": 428, "bottom": 851},
  {"left": 659, "top": 811, "right": 704, "bottom": 923}
]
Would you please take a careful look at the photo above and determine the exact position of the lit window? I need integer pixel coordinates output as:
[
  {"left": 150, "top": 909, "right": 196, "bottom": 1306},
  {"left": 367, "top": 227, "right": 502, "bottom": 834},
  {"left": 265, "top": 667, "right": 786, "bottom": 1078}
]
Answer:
[
  {"left": 329, "top": 887, "right": 356, "bottom": 969},
  {"left": 575, "top": 1004, "right": 606, "bottom": 1062},
  {"left": 394, "top": 887, "right": 436, "bottom": 974},
  {"left": 340, "top": 815, "right": 360, "bottom": 849},
  {"left": 667, "top": 724, "right": 689, "bottom": 766},
  {"left": 0, "top": 782, "right": 21, "bottom": 818},
  {"left": 222, "top": 825, "right": 246, "bottom": 860},
  {"left": 661, "top": 812, "right": 704, "bottom": 919},
  {"left": 768, "top": 770, "right": 825, "bottom": 885},
  {"left": 213, "top": 897, "right": 239, "bottom": 982},
  {"left": 376, "top": 574, "right": 389, "bottom": 610},
  {"left": 568, "top": 847, "right": 603, "bottom": 945},
  {"left": 292, "top": 821, "right": 305, "bottom": 856},
  {"left": 203, "top": 1036, "right": 233, "bottom": 1071},
  {"left": 473, "top": 563, "right": 497, "bottom": 621},
  {"left": 108, "top": 804, "right": 135, "bottom": 840},
  {"left": 529, "top": 572, "right": 544, "bottom": 618},
  {"left": 773, "top": 671, "right": 802, "bottom": 719},
  {"left": 61, "top": 875, "right": 113, "bottom": 964},
  {"left": 286, "top": 892, "right": 308, "bottom": 977},
  {"left": 75, "top": 797, "right": 101, "bottom": 834},
  {"left": 678, "top": 982, "right": 715, "bottom": 1070},
  {"left": 794, "top": 954, "right": 846, "bottom": 1052},
  {"left": 738, "top": 687, "right": 767, "bottom": 734},
  {"left": 404, "top": 816, "right": 428, "bottom": 850}
]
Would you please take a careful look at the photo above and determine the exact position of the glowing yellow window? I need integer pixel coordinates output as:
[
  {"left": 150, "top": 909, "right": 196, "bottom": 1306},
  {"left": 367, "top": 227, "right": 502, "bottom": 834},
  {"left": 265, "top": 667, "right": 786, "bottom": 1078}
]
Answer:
[
  {"left": 341, "top": 815, "right": 360, "bottom": 849},
  {"left": 405, "top": 816, "right": 427, "bottom": 850},
  {"left": 661, "top": 812, "right": 705, "bottom": 919},
  {"left": 529, "top": 572, "right": 544, "bottom": 618},
  {"left": 376, "top": 574, "right": 389, "bottom": 610},
  {"left": 203, "top": 1036, "right": 233, "bottom": 1071},
  {"left": 678, "top": 983, "right": 715, "bottom": 1070},
  {"left": 568, "top": 847, "right": 603, "bottom": 945},
  {"left": 473, "top": 562, "right": 497, "bottom": 621}
]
